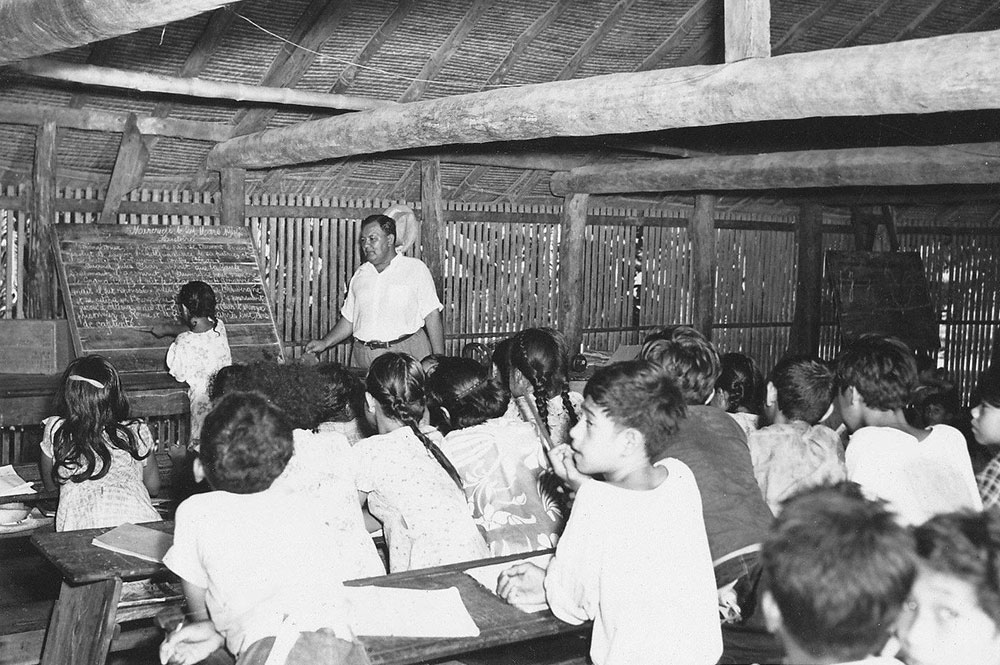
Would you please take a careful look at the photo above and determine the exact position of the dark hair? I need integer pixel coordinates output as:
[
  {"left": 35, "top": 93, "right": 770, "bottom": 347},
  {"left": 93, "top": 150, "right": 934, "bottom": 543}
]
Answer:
[
  {"left": 314, "top": 362, "right": 366, "bottom": 424},
  {"left": 360, "top": 214, "right": 396, "bottom": 240},
  {"left": 640, "top": 325, "right": 720, "bottom": 405},
  {"left": 491, "top": 336, "right": 513, "bottom": 387},
  {"left": 835, "top": 335, "right": 917, "bottom": 411},
  {"left": 425, "top": 356, "right": 510, "bottom": 434},
  {"left": 50, "top": 355, "right": 149, "bottom": 485},
  {"left": 508, "top": 328, "right": 578, "bottom": 435},
  {"left": 762, "top": 482, "right": 916, "bottom": 661},
  {"left": 716, "top": 352, "right": 765, "bottom": 414},
  {"left": 914, "top": 510, "right": 1000, "bottom": 626},
  {"left": 209, "top": 363, "right": 249, "bottom": 402},
  {"left": 208, "top": 361, "right": 326, "bottom": 431},
  {"left": 770, "top": 355, "right": 834, "bottom": 424},
  {"left": 584, "top": 360, "right": 686, "bottom": 461},
  {"left": 177, "top": 280, "right": 218, "bottom": 327},
  {"left": 199, "top": 392, "right": 293, "bottom": 493},
  {"left": 976, "top": 364, "right": 1000, "bottom": 409},
  {"left": 365, "top": 353, "right": 462, "bottom": 488}
]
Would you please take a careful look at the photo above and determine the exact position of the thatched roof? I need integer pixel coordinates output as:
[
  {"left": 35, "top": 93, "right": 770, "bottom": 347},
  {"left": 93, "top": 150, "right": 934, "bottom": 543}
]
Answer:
[{"left": 0, "top": 0, "right": 998, "bottom": 213}]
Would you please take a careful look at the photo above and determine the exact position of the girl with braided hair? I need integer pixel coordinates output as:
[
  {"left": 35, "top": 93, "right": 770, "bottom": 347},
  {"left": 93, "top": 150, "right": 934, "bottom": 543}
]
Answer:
[{"left": 355, "top": 353, "right": 489, "bottom": 572}]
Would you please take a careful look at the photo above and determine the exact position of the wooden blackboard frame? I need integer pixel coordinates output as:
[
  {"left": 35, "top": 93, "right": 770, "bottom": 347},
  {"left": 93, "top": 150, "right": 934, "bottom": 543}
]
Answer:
[{"left": 53, "top": 224, "right": 284, "bottom": 372}]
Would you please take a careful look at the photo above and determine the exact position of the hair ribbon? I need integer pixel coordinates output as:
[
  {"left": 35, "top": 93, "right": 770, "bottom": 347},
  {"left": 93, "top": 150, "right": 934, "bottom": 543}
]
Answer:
[{"left": 68, "top": 374, "right": 106, "bottom": 389}]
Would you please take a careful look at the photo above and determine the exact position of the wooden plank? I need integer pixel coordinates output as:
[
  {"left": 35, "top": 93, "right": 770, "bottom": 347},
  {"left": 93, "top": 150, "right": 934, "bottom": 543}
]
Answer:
[
  {"left": 219, "top": 168, "right": 246, "bottom": 227},
  {"left": 485, "top": 0, "right": 573, "bottom": 85},
  {"left": 328, "top": 0, "right": 416, "bottom": 95},
  {"left": 690, "top": 194, "right": 717, "bottom": 339},
  {"left": 26, "top": 120, "right": 57, "bottom": 319},
  {"left": 550, "top": 142, "right": 1000, "bottom": 195},
  {"left": 207, "top": 30, "right": 1000, "bottom": 169},
  {"left": 0, "top": 0, "right": 240, "bottom": 65},
  {"left": 772, "top": 0, "right": 840, "bottom": 54},
  {"left": 558, "top": 194, "right": 589, "bottom": 354},
  {"left": 555, "top": 0, "right": 638, "bottom": 81},
  {"left": 39, "top": 579, "right": 121, "bottom": 665},
  {"left": 421, "top": 158, "right": 446, "bottom": 300},
  {"left": 787, "top": 202, "right": 823, "bottom": 356},
  {"left": 636, "top": 0, "right": 717, "bottom": 71},
  {"left": 725, "top": 0, "right": 771, "bottom": 61},
  {"left": 98, "top": 114, "right": 148, "bottom": 224}
]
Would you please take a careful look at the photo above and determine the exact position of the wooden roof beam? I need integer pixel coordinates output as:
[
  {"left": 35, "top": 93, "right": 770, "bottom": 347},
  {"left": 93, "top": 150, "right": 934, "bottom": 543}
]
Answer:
[
  {"left": 549, "top": 142, "right": 1000, "bottom": 195},
  {"left": 207, "top": 30, "right": 1000, "bottom": 170},
  {"left": 636, "top": 0, "right": 718, "bottom": 71},
  {"left": 772, "top": 0, "right": 840, "bottom": 54},
  {"left": 485, "top": 0, "right": 572, "bottom": 85},
  {"left": 11, "top": 57, "right": 393, "bottom": 111},
  {"left": 0, "top": 0, "right": 241, "bottom": 66}
]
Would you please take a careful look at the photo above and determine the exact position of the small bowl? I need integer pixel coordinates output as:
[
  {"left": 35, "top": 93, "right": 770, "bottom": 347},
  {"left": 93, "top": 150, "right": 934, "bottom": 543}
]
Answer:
[{"left": 0, "top": 503, "right": 31, "bottom": 524}]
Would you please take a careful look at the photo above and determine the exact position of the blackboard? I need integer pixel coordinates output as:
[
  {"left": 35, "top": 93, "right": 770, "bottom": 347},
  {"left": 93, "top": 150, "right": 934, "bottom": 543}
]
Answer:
[
  {"left": 827, "top": 251, "right": 939, "bottom": 353},
  {"left": 53, "top": 224, "right": 283, "bottom": 372}
]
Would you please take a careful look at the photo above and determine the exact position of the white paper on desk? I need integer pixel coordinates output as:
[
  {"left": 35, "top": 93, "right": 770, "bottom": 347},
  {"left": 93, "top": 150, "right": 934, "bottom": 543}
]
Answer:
[
  {"left": 463, "top": 553, "right": 553, "bottom": 614},
  {"left": 342, "top": 586, "right": 480, "bottom": 638},
  {"left": 0, "top": 465, "right": 35, "bottom": 497}
]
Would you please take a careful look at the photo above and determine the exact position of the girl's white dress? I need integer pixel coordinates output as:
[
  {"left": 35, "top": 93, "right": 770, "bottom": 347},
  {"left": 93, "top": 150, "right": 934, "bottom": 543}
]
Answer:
[
  {"left": 40, "top": 416, "right": 160, "bottom": 531},
  {"left": 166, "top": 319, "right": 232, "bottom": 442},
  {"left": 354, "top": 426, "right": 489, "bottom": 572}
]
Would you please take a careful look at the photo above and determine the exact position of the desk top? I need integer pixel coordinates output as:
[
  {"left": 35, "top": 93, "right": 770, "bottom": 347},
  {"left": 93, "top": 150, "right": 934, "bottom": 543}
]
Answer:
[{"left": 32, "top": 523, "right": 584, "bottom": 665}]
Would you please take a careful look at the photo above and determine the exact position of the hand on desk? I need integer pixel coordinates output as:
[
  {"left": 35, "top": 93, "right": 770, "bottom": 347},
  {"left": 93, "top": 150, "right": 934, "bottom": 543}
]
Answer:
[
  {"left": 497, "top": 562, "right": 547, "bottom": 610},
  {"left": 159, "top": 620, "right": 225, "bottom": 665}
]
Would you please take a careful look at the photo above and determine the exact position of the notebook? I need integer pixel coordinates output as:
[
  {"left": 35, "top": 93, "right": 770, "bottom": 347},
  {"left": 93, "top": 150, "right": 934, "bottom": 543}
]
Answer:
[
  {"left": 0, "top": 465, "right": 35, "bottom": 497},
  {"left": 91, "top": 523, "right": 173, "bottom": 563}
]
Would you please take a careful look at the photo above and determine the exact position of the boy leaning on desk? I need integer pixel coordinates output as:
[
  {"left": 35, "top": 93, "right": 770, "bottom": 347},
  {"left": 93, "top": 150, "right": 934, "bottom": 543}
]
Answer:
[{"left": 498, "top": 360, "right": 722, "bottom": 665}]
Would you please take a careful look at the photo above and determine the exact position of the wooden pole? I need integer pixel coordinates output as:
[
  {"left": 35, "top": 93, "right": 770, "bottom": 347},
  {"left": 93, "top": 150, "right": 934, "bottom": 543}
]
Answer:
[
  {"left": 690, "top": 194, "right": 717, "bottom": 340},
  {"left": 219, "top": 168, "right": 246, "bottom": 227},
  {"left": 558, "top": 193, "right": 589, "bottom": 355},
  {"left": 725, "top": 0, "right": 770, "bottom": 61},
  {"left": 98, "top": 114, "right": 148, "bottom": 224},
  {"left": 207, "top": 30, "right": 1000, "bottom": 169},
  {"left": 420, "top": 158, "right": 445, "bottom": 299},
  {"left": 27, "top": 119, "right": 57, "bottom": 318},
  {"left": 550, "top": 142, "right": 1000, "bottom": 195},
  {"left": 787, "top": 202, "right": 823, "bottom": 357},
  {"left": 12, "top": 57, "right": 393, "bottom": 112},
  {"left": 0, "top": 0, "right": 241, "bottom": 65}
]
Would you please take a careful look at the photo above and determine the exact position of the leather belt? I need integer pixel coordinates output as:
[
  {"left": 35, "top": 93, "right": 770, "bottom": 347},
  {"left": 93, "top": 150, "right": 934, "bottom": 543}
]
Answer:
[{"left": 356, "top": 331, "right": 417, "bottom": 349}]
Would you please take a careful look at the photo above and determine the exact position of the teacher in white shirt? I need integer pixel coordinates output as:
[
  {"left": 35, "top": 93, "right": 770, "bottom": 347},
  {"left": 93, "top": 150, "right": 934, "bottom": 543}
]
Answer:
[{"left": 305, "top": 211, "right": 444, "bottom": 368}]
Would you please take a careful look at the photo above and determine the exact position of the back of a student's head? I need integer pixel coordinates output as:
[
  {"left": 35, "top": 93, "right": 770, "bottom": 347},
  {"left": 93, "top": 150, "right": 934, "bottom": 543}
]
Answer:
[
  {"left": 761, "top": 482, "right": 915, "bottom": 663},
  {"left": 584, "top": 360, "right": 686, "bottom": 461},
  {"left": 425, "top": 356, "right": 510, "bottom": 434},
  {"left": 899, "top": 510, "right": 1000, "bottom": 665},
  {"left": 639, "top": 325, "right": 720, "bottom": 405},
  {"left": 198, "top": 392, "right": 294, "bottom": 494},
  {"left": 770, "top": 355, "right": 834, "bottom": 425},
  {"left": 715, "top": 352, "right": 764, "bottom": 414},
  {"left": 835, "top": 335, "right": 917, "bottom": 411},
  {"left": 315, "top": 361, "right": 366, "bottom": 424}
]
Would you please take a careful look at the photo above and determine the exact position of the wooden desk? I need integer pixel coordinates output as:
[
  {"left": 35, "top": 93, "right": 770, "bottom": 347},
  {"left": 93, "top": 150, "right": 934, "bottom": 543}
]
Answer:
[{"left": 31, "top": 523, "right": 585, "bottom": 665}]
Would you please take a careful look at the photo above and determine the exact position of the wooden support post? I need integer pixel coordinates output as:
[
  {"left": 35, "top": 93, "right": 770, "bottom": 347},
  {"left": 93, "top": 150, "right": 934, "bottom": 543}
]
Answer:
[
  {"left": 40, "top": 579, "right": 122, "bottom": 665},
  {"left": 558, "top": 193, "right": 589, "bottom": 355},
  {"left": 99, "top": 114, "right": 148, "bottom": 224},
  {"left": 689, "top": 194, "right": 717, "bottom": 340},
  {"left": 788, "top": 202, "right": 823, "bottom": 356},
  {"left": 725, "top": 0, "right": 771, "bottom": 61},
  {"left": 26, "top": 119, "right": 57, "bottom": 318},
  {"left": 420, "top": 158, "right": 445, "bottom": 300},
  {"left": 219, "top": 168, "right": 246, "bottom": 227}
]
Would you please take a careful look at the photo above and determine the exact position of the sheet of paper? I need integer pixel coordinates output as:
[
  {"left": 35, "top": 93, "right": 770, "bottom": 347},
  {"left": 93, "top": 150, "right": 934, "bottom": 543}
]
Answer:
[
  {"left": 463, "top": 553, "right": 553, "bottom": 614},
  {"left": 343, "top": 586, "right": 480, "bottom": 638},
  {"left": 0, "top": 465, "right": 35, "bottom": 497}
]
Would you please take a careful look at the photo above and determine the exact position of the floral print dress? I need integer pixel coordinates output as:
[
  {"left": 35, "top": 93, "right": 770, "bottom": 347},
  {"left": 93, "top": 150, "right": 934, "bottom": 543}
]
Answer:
[{"left": 166, "top": 319, "right": 232, "bottom": 442}]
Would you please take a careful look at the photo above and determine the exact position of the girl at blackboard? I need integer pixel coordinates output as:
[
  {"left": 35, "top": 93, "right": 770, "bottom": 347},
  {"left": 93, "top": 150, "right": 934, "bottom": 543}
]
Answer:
[
  {"left": 162, "top": 280, "right": 232, "bottom": 446},
  {"left": 39, "top": 355, "right": 161, "bottom": 531}
]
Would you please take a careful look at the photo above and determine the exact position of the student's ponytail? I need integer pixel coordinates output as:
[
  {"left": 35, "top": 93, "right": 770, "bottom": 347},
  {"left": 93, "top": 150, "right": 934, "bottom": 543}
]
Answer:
[
  {"left": 403, "top": 415, "right": 463, "bottom": 490},
  {"left": 560, "top": 388, "right": 579, "bottom": 428}
]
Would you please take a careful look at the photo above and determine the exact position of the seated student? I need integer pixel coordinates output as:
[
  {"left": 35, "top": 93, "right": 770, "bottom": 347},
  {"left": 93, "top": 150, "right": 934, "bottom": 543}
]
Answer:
[
  {"left": 498, "top": 360, "right": 722, "bottom": 665},
  {"left": 640, "top": 326, "right": 779, "bottom": 664},
  {"left": 314, "top": 361, "right": 373, "bottom": 445},
  {"left": 970, "top": 364, "right": 1000, "bottom": 509},
  {"left": 356, "top": 352, "right": 489, "bottom": 572},
  {"left": 760, "top": 482, "right": 916, "bottom": 665},
  {"left": 748, "top": 355, "right": 845, "bottom": 514},
  {"left": 426, "top": 356, "right": 563, "bottom": 555},
  {"left": 160, "top": 393, "right": 367, "bottom": 665},
  {"left": 897, "top": 510, "right": 1000, "bottom": 665},
  {"left": 712, "top": 352, "right": 765, "bottom": 438},
  {"left": 835, "top": 335, "right": 982, "bottom": 526}
]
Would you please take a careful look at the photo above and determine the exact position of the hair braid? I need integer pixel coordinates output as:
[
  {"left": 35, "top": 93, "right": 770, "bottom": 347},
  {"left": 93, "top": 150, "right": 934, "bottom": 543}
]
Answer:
[
  {"left": 560, "top": 388, "right": 578, "bottom": 428},
  {"left": 402, "top": 416, "right": 462, "bottom": 490}
]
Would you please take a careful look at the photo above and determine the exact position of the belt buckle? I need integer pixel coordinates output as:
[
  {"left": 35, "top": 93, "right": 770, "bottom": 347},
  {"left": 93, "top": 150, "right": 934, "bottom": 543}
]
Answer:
[{"left": 366, "top": 340, "right": 390, "bottom": 349}]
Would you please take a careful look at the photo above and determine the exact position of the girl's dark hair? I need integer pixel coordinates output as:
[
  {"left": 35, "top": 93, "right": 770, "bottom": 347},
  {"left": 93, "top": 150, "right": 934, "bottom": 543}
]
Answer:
[
  {"left": 365, "top": 353, "right": 462, "bottom": 488},
  {"left": 209, "top": 361, "right": 326, "bottom": 431},
  {"left": 199, "top": 392, "right": 293, "bottom": 493},
  {"left": 177, "top": 280, "right": 218, "bottom": 327},
  {"left": 315, "top": 361, "right": 367, "bottom": 424},
  {"left": 51, "top": 355, "right": 149, "bottom": 485},
  {"left": 425, "top": 356, "right": 510, "bottom": 434},
  {"left": 508, "top": 328, "right": 578, "bottom": 435},
  {"left": 977, "top": 364, "right": 1000, "bottom": 408},
  {"left": 209, "top": 363, "right": 249, "bottom": 402},
  {"left": 716, "top": 352, "right": 765, "bottom": 414}
]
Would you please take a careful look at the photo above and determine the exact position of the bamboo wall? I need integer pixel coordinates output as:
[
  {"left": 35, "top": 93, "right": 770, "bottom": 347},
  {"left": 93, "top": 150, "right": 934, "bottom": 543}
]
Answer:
[{"left": 2, "top": 186, "right": 999, "bottom": 461}]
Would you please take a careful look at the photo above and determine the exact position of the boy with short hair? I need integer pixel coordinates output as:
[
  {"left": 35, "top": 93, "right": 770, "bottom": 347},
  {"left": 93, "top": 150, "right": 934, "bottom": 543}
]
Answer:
[
  {"left": 835, "top": 335, "right": 981, "bottom": 525},
  {"left": 898, "top": 510, "right": 1000, "bottom": 665},
  {"left": 761, "top": 482, "right": 916, "bottom": 665},
  {"left": 748, "top": 355, "right": 845, "bottom": 514},
  {"left": 498, "top": 360, "right": 722, "bottom": 665}
]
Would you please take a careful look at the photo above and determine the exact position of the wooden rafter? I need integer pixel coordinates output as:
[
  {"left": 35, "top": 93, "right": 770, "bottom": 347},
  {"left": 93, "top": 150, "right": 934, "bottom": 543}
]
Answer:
[
  {"left": 0, "top": 0, "right": 241, "bottom": 65},
  {"left": 67, "top": 40, "right": 117, "bottom": 110},
  {"left": 98, "top": 113, "right": 148, "bottom": 224},
  {"left": 484, "top": 0, "right": 573, "bottom": 85},
  {"left": 834, "top": 0, "right": 894, "bottom": 48},
  {"left": 892, "top": 0, "right": 950, "bottom": 42},
  {"left": 327, "top": 0, "right": 415, "bottom": 96},
  {"left": 772, "top": 0, "right": 840, "bottom": 54},
  {"left": 450, "top": 166, "right": 491, "bottom": 199},
  {"left": 636, "top": 0, "right": 718, "bottom": 71},
  {"left": 671, "top": 13, "right": 724, "bottom": 67},
  {"left": 555, "top": 0, "right": 638, "bottom": 81},
  {"left": 960, "top": 0, "right": 1000, "bottom": 32}
]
